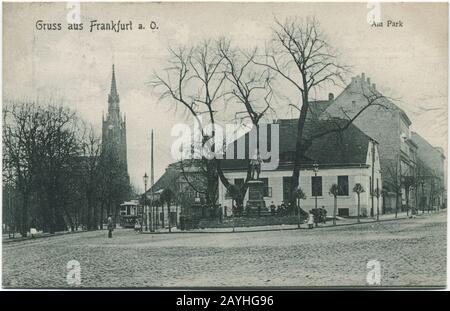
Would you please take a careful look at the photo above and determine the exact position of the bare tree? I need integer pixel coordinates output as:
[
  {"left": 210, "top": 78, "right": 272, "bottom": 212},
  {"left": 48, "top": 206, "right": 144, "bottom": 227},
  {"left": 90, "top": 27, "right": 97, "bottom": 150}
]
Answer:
[
  {"left": 251, "top": 17, "right": 346, "bottom": 203},
  {"left": 217, "top": 38, "right": 275, "bottom": 206},
  {"left": 353, "top": 183, "right": 365, "bottom": 223},
  {"left": 152, "top": 41, "right": 228, "bottom": 209},
  {"left": 152, "top": 40, "right": 276, "bottom": 209},
  {"left": 33, "top": 105, "right": 81, "bottom": 233},
  {"left": 79, "top": 125, "right": 102, "bottom": 230},
  {"left": 254, "top": 17, "right": 390, "bottom": 209},
  {"left": 3, "top": 102, "right": 41, "bottom": 236},
  {"left": 3, "top": 101, "right": 85, "bottom": 234}
]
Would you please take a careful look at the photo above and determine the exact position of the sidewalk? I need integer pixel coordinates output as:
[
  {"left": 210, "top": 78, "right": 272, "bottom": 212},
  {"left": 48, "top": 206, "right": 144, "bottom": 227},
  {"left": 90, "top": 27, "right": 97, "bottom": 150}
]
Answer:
[
  {"left": 2, "top": 229, "right": 89, "bottom": 244},
  {"left": 142, "top": 210, "right": 430, "bottom": 234}
]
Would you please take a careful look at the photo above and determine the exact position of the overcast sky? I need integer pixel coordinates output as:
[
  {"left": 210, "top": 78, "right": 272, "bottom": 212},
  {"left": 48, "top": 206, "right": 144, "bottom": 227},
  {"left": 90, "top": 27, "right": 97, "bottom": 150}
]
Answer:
[{"left": 3, "top": 2, "right": 448, "bottom": 191}]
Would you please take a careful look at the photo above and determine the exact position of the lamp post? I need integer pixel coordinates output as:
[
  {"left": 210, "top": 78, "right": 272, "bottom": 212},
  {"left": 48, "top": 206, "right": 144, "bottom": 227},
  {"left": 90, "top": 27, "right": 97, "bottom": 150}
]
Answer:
[
  {"left": 313, "top": 162, "right": 319, "bottom": 227},
  {"left": 420, "top": 178, "right": 425, "bottom": 214},
  {"left": 313, "top": 163, "right": 319, "bottom": 210},
  {"left": 143, "top": 173, "right": 149, "bottom": 231}
]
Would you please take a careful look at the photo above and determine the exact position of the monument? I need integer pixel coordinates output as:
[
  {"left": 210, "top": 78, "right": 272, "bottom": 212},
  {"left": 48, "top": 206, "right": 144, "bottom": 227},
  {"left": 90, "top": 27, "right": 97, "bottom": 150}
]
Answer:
[{"left": 246, "top": 152, "right": 268, "bottom": 216}]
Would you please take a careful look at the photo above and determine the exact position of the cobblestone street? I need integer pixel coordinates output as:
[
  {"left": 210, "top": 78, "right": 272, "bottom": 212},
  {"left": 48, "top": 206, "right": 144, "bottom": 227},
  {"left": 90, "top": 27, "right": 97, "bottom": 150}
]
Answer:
[{"left": 2, "top": 212, "right": 446, "bottom": 288}]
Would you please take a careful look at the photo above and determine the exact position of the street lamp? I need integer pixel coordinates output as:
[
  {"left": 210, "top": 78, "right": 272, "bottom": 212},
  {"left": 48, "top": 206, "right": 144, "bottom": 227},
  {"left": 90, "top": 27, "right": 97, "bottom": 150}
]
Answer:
[
  {"left": 313, "top": 162, "right": 319, "bottom": 210},
  {"left": 312, "top": 162, "right": 319, "bottom": 227},
  {"left": 420, "top": 178, "right": 425, "bottom": 214},
  {"left": 143, "top": 173, "right": 149, "bottom": 231}
]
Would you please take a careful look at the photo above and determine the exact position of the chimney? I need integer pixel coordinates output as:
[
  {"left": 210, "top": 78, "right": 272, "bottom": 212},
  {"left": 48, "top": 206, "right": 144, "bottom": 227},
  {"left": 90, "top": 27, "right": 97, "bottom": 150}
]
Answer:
[
  {"left": 372, "top": 83, "right": 376, "bottom": 89},
  {"left": 351, "top": 77, "right": 356, "bottom": 84},
  {"left": 328, "top": 93, "right": 334, "bottom": 100},
  {"left": 361, "top": 72, "right": 365, "bottom": 81},
  {"left": 367, "top": 77, "right": 371, "bottom": 85}
]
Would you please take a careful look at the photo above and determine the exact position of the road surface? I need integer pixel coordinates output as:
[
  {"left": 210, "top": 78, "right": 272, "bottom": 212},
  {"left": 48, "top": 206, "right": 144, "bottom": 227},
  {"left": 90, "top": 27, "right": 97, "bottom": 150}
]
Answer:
[{"left": 2, "top": 211, "right": 446, "bottom": 288}]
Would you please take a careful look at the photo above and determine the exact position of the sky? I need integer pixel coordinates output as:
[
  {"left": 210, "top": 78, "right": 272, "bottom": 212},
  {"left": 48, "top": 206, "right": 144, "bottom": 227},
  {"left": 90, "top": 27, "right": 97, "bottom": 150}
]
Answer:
[{"left": 3, "top": 2, "right": 448, "bottom": 191}]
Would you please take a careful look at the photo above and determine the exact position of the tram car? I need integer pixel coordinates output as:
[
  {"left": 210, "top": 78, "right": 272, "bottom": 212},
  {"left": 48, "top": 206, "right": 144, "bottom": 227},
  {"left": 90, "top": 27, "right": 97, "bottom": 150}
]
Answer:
[{"left": 119, "top": 201, "right": 142, "bottom": 228}]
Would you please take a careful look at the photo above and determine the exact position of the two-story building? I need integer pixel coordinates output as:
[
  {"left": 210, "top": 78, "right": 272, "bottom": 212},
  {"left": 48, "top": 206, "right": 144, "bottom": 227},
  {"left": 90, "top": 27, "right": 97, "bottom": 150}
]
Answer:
[{"left": 218, "top": 119, "right": 382, "bottom": 218}]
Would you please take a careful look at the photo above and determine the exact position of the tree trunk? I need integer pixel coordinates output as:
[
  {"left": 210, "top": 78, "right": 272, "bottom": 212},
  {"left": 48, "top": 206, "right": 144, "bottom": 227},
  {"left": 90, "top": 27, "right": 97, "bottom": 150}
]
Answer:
[
  {"left": 161, "top": 204, "right": 165, "bottom": 228},
  {"left": 406, "top": 189, "right": 409, "bottom": 217},
  {"left": 93, "top": 203, "right": 98, "bottom": 230},
  {"left": 357, "top": 195, "right": 361, "bottom": 223},
  {"left": 414, "top": 187, "right": 418, "bottom": 216},
  {"left": 87, "top": 195, "right": 94, "bottom": 230},
  {"left": 99, "top": 203, "right": 104, "bottom": 229},
  {"left": 290, "top": 93, "right": 309, "bottom": 209},
  {"left": 333, "top": 197, "right": 337, "bottom": 226},
  {"left": 168, "top": 203, "right": 171, "bottom": 233},
  {"left": 20, "top": 194, "right": 29, "bottom": 237}
]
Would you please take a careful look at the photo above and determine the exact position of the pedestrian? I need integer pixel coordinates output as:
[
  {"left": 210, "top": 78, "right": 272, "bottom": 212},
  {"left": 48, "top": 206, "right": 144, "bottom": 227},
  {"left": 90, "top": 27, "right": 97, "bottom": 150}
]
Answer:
[
  {"left": 270, "top": 201, "right": 276, "bottom": 216},
  {"left": 134, "top": 219, "right": 141, "bottom": 233},
  {"left": 280, "top": 202, "right": 286, "bottom": 216},
  {"left": 307, "top": 212, "right": 314, "bottom": 229},
  {"left": 321, "top": 206, "right": 327, "bottom": 224},
  {"left": 107, "top": 215, "right": 114, "bottom": 238}
]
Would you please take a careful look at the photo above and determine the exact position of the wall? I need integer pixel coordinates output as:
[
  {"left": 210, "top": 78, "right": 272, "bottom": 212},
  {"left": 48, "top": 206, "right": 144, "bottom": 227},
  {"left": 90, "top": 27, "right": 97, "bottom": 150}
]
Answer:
[
  {"left": 322, "top": 74, "right": 404, "bottom": 186},
  {"left": 219, "top": 146, "right": 382, "bottom": 218}
]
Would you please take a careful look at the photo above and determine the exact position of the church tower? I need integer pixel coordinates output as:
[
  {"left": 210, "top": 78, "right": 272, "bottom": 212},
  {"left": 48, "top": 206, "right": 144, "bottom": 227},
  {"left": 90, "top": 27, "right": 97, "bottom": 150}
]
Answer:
[{"left": 102, "top": 65, "right": 128, "bottom": 177}]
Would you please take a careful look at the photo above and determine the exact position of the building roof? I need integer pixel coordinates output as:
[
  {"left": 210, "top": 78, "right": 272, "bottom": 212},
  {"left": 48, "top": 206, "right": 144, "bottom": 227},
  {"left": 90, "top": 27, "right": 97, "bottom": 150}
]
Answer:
[
  {"left": 146, "top": 163, "right": 180, "bottom": 194},
  {"left": 308, "top": 100, "right": 334, "bottom": 120},
  {"left": 324, "top": 73, "right": 413, "bottom": 126},
  {"left": 219, "top": 118, "right": 374, "bottom": 171}
]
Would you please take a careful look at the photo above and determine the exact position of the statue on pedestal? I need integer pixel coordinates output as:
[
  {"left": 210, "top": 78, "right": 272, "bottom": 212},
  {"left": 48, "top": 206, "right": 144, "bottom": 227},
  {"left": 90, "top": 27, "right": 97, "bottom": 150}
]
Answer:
[{"left": 250, "top": 151, "right": 262, "bottom": 180}]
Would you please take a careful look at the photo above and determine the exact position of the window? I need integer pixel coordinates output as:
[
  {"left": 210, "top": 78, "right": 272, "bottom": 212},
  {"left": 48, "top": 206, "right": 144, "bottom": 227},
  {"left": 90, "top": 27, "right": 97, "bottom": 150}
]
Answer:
[
  {"left": 338, "top": 208, "right": 349, "bottom": 217},
  {"left": 120, "top": 206, "right": 126, "bottom": 216},
  {"left": 311, "top": 176, "right": 322, "bottom": 196},
  {"left": 283, "top": 176, "right": 292, "bottom": 202},
  {"left": 337, "top": 176, "right": 349, "bottom": 196}
]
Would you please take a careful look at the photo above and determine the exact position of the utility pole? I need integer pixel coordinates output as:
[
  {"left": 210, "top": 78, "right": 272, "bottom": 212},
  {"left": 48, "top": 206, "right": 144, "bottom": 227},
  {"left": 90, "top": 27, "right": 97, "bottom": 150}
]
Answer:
[
  {"left": 151, "top": 129, "right": 155, "bottom": 232},
  {"left": 371, "top": 140, "right": 375, "bottom": 217},
  {"left": 143, "top": 173, "right": 148, "bottom": 231},
  {"left": 313, "top": 162, "right": 319, "bottom": 227}
]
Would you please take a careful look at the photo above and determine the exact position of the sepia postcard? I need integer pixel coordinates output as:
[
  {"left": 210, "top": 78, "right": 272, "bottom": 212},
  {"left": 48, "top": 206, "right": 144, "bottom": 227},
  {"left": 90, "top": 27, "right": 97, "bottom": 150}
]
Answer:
[{"left": 1, "top": 1, "right": 448, "bottom": 290}]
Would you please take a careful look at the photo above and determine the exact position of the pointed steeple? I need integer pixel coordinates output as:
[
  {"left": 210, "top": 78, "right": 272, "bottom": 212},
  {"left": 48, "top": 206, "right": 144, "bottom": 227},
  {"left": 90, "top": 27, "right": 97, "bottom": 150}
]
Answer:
[
  {"left": 108, "top": 64, "right": 120, "bottom": 107},
  {"left": 110, "top": 64, "right": 118, "bottom": 97}
]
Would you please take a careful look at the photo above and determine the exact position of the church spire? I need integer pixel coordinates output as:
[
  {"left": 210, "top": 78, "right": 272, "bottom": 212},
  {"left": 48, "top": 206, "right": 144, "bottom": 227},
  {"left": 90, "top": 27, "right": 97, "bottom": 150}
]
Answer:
[
  {"left": 110, "top": 64, "right": 118, "bottom": 97},
  {"left": 108, "top": 64, "right": 120, "bottom": 107}
]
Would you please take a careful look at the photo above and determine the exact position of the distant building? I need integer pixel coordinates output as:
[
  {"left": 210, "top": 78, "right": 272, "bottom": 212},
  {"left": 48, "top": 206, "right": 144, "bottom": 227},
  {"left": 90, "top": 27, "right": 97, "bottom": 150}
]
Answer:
[
  {"left": 322, "top": 73, "right": 418, "bottom": 212},
  {"left": 411, "top": 132, "right": 446, "bottom": 209},
  {"left": 218, "top": 119, "right": 383, "bottom": 218},
  {"left": 144, "top": 162, "right": 196, "bottom": 228},
  {"left": 101, "top": 65, "right": 130, "bottom": 218},
  {"left": 102, "top": 65, "right": 129, "bottom": 178}
]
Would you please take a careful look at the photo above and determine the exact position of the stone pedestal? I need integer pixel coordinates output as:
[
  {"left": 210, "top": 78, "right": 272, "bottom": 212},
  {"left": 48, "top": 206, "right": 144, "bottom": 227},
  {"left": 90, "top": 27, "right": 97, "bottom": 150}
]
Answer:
[{"left": 246, "top": 180, "right": 268, "bottom": 216}]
